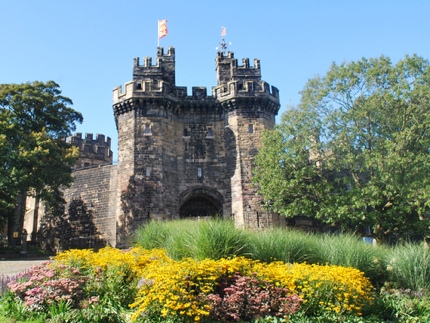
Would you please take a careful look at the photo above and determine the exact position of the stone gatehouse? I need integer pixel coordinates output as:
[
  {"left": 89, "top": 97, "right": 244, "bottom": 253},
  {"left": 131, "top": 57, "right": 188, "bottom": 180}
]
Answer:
[{"left": 24, "top": 47, "right": 281, "bottom": 248}]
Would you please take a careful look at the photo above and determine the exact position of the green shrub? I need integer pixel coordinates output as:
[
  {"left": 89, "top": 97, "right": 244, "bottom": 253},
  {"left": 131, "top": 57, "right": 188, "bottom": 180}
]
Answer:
[{"left": 378, "top": 287, "right": 430, "bottom": 322}]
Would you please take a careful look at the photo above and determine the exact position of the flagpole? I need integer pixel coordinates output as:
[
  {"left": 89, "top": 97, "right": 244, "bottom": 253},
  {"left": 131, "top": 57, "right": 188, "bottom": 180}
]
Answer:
[
  {"left": 157, "top": 20, "right": 168, "bottom": 48},
  {"left": 157, "top": 20, "right": 160, "bottom": 47}
]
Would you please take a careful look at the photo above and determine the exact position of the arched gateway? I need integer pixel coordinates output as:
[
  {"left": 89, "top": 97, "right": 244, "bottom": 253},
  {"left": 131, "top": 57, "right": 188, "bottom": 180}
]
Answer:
[{"left": 179, "top": 187, "right": 223, "bottom": 218}]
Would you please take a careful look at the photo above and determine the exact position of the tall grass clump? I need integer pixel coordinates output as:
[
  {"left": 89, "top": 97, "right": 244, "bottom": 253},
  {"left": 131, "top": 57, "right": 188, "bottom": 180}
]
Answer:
[
  {"left": 190, "top": 218, "right": 250, "bottom": 260},
  {"left": 134, "top": 218, "right": 250, "bottom": 260},
  {"left": 133, "top": 219, "right": 199, "bottom": 260},
  {"left": 385, "top": 242, "right": 430, "bottom": 291},
  {"left": 316, "top": 233, "right": 388, "bottom": 285},
  {"left": 247, "top": 228, "right": 321, "bottom": 264},
  {"left": 133, "top": 220, "right": 171, "bottom": 249}
]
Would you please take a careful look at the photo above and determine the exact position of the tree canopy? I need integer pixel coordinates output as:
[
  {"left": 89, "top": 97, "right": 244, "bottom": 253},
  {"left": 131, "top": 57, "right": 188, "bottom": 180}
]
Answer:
[
  {"left": 0, "top": 81, "right": 83, "bottom": 240},
  {"left": 254, "top": 55, "right": 430, "bottom": 243}
]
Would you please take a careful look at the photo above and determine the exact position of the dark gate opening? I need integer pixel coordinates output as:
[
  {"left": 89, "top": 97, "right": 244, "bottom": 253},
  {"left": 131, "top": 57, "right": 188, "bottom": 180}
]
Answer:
[{"left": 179, "top": 194, "right": 222, "bottom": 218}]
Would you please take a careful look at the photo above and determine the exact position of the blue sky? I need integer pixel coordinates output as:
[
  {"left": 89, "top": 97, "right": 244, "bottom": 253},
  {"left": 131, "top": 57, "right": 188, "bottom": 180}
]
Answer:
[{"left": 1, "top": 1, "right": 429, "bottom": 162}]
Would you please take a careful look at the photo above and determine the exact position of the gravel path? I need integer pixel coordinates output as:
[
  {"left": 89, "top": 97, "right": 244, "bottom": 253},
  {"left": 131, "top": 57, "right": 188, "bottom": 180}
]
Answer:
[{"left": 0, "top": 258, "right": 50, "bottom": 277}]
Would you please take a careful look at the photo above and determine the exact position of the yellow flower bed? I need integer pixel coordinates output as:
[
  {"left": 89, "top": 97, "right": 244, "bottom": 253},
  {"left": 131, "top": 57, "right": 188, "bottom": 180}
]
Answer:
[
  {"left": 130, "top": 256, "right": 259, "bottom": 321},
  {"left": 53, "top": 246, "right": 169, "bottom": 275},
  {"left": 53, "top": 247, "right": 374, "bottom": 322},
  {"left": 252, "top": 261, "right": 374, "bottom": 315}
]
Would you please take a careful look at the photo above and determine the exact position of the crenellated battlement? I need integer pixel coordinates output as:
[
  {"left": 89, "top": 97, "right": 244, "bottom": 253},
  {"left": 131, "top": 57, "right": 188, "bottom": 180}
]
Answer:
[
  {"left": 133, "top": 47, "right": 175, "bottom": 85},
  {"left": 211, "top": 51, "right": 279, "bottom": 106},
  {"left": 212, "top": 80, "right": 279, "bottom": 101},
  {"left": 216, "top": 51, "right": 261, "bottom": 85},
  {"left": 67, "top": 133, "right": 113, "bottom": 169},
  {"left": 68, "top": 132, "right": 112, "bottom": 146},
  {"left": 113, "top": 80, "right": 213, "bottom": 103},
  {"left": 113, "top": 47, "right": 279, "bottom": 111}
]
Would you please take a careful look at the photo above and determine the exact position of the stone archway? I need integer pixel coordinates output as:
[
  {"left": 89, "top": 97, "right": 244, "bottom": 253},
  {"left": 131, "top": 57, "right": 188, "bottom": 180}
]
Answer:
[{"left": 179, "top": 186, "right": 223, "bottom": 218}]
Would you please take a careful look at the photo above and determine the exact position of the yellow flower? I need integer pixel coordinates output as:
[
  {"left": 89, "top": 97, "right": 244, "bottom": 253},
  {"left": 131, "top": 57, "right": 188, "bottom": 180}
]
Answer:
[{"left": 54, "top": 246, "right": 374, "bottom": 321}]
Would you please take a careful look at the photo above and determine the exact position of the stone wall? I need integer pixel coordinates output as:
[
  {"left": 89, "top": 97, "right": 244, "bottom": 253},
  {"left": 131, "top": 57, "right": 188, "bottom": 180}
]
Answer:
[{"left": 62, "top": 164, "right": 117, "bottom": 246}]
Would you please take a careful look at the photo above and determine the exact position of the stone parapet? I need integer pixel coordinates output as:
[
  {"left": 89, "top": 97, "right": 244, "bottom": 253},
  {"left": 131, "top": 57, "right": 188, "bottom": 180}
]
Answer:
[{"left": 67, "top": 133, "right": 113, "bottom": 169}]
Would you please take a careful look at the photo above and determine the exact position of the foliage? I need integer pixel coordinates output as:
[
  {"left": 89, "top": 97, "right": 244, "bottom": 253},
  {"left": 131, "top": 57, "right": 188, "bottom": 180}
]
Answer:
[
  {"left": 253, "top": 54, "right": 430, "bottom": 243},
  {"left": 206, "top": 273, "right": 302, "bottom": 321},
  {"left": 0, "top": 81, "right": 82, "bottom": 238},
  {"left": 133, "top": 219, "right": 175, "bottom": 249},
  {"left": 3, "top": 234, "right": 430, "bottom": 322},
  {"left": 251, "top": 261, "right": 374, "bottom": 317},
  {"left": 190, "top": 219, "right": 251, "bottom": 260},
  {"left": 6, "top": 263, "right": 87, "bottom": 311},
  {"left": 1, "top": 247, "right": 164, "bottom": 322},
  {"left": 131, "top": 254, "right": 373, "bottom": 322},
  {"left": 134, "top": 219, "right": 250, "bottom": 260},
  {"left": 385, "top": 242, "right": 430, "bottom": 291},
  {"left": 0, "top": 291, "right": 43, "bottom": 322},
  {"left": 316, "top": 234, "right": 388, "bottom": 286},
  {"left": 378, "top": 287, "right": 430, "bottom": 322},
  {"left": 135, "top": 220, "right": 387, "bottom": 286},
  {"left": 246, "top": 227, "right": 321, "bottom": 264}
]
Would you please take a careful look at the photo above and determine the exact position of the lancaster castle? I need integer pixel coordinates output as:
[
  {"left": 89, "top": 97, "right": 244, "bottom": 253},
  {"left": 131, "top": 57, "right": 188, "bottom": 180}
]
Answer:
[{"left": 25, "top": 47, "right": 281, "bottom": 248}]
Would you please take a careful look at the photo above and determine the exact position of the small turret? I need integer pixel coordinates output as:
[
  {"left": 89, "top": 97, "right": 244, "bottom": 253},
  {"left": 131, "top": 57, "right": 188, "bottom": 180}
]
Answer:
[
  {"left": 67, "top": 133, "right": 113, "bottom": 169},
  {"left": 215, "top": 51, "right": 261, "bottom": 85},
  {"left": 133, "top": 46, "right": 175, "bottom": 85},
  {"left": 213, "top": 51, "right": 280, "bottom": 114}
]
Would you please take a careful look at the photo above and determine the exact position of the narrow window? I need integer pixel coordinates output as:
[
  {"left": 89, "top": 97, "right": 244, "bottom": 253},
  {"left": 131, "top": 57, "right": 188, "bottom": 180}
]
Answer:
[
  {"left": 145, "top": 124, "right": 151, "bottom": 135},
  {"left": 136, "top": 83, "right": 142, "bottom": 90},
  {"left": 146, "top": 167, "right": 151, "bottom": 177},
  {"left": 207, "top": 128, "right": 213, "bottom": 137},
  {"left": 248, "top": 124, "right": 254, "bottom": 133},
  {"left": 183, "top": 128, "right": 188, "bottom": 136},
  {"left": 197, "top": 167, "right": 202, "bottom": 178}
]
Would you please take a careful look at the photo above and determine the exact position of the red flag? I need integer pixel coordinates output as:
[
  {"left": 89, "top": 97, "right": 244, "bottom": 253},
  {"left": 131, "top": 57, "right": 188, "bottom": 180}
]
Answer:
[
  {"left": 221, "top": 26, "right": 226, "bottom": 37},
  {"left": 158, "top": 20, "right": 168, "bottom": 39}
]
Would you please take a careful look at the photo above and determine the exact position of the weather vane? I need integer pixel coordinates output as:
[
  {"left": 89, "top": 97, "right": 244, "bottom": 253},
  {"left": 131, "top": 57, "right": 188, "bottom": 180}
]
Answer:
[{"left": 216, "top": 26, "right": 231, "bottom": 54}]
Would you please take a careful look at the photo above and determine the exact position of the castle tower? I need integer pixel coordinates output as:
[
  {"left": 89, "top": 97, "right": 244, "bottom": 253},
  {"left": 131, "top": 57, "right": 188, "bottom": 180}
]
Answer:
[
  {"left": 113, "top": 47, "right": 280, "bottom": 244},
  {"left": 213, "top": 51, "right": 280, "bottom": 229}
]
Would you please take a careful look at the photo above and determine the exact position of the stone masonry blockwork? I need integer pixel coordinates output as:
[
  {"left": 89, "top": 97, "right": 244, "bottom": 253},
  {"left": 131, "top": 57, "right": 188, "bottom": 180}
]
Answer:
[{"left": 26, "top": 47, "right": 282, "bottom": 248}]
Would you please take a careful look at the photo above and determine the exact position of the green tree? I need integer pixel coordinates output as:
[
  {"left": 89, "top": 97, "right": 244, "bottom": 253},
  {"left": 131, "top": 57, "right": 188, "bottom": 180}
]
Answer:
[
  {"left": 254, "top": 55, "right": 430, "bottom": 243},
  {"left": 0, "top": 81, "right": 83, "bottom": 244}
]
